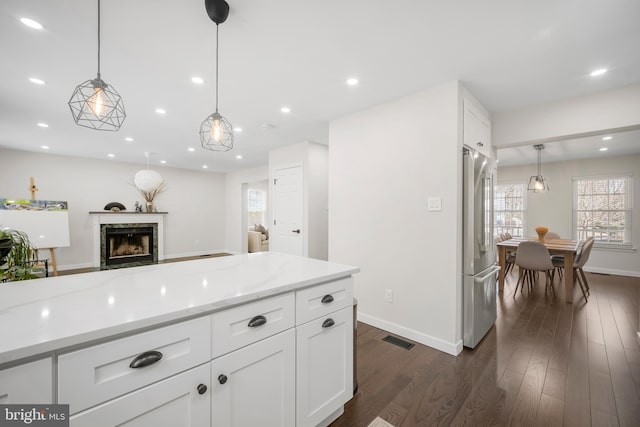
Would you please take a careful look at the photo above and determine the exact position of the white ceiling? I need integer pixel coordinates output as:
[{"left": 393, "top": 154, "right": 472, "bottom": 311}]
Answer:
[
  {"left": 1, "top": 0, "right": 639, "bottom": 172},
  {"left": 497, "top": 127, "right": 640, "bottom": 167}
]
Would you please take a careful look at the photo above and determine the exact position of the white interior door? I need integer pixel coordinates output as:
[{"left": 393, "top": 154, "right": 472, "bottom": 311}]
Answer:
[{"left": 273, "top": 165, "right": 304, "bottom": 256}]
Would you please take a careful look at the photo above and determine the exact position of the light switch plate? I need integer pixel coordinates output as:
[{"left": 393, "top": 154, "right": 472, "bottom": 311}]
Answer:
[{"left": 428, "top": 197, "right": 442, "bottom": 211}]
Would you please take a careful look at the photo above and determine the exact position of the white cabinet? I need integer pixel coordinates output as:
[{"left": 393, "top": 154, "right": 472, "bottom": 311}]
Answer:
[
  {"left": 296, "top": 306, "right": 353, "bottom": 427},
  {"left": 296, "top": 277, "right": 353, "bottom": 325},
  {"left": 0, "top": 358, "right": 52, "bottom": 404},
  {"left": 70, "top": 363, "right": 210, "bottom": 427},
  {"left": 463, "top": 95, "right": 491, "bottom": 158},
  {"left": 2, "top": 274, "right": 355, "bottom": 427},
  {"left": 211, "top": 328, "right": 295, "bottom": 426},
  {"left": 211, "top": 292, "right": 295, "bottom": 358},
  {"left": 59, "top": 316, "right": 211, "bottom": 414}
]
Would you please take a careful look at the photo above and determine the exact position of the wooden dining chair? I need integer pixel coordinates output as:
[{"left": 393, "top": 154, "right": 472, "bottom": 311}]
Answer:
[
  {"left": 514, "top": 241, "right": 555, "bottom": 297},
  {"left": 552, "top": 237, "right": 594, "bottom": 302}
]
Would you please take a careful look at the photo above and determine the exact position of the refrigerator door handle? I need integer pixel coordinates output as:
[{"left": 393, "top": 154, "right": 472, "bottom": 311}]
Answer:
[
  {"left": 479, "top": 175, "right": 492, "bottom": 252},
  {"left": 474, "top": 265, "right": 501, "bottom": 283}
]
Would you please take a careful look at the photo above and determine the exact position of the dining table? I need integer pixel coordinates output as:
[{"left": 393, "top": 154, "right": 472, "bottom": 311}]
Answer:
[{"left": 497, "top": 237, "right": 582, "bottom": 303}]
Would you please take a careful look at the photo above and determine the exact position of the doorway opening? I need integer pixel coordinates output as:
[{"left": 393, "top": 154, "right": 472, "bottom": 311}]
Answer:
[{"left": 243, "top": 179, "right": 269, "bottom": 253}]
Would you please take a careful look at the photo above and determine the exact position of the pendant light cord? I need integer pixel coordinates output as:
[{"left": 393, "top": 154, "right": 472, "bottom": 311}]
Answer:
[
  {"left": 215, "top": 23, "right": 219, "bottom": 113},
  {"left": 537, "top": 148, "right": 542, "bottom": 176},
  {"left": 97, "top": 0, "right": 101, "bottom": 78}
]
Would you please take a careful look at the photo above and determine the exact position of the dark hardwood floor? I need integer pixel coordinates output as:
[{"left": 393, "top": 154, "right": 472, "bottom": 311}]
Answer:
[{"left": 333, "top": 272, "right": 640, "bottom": 427}]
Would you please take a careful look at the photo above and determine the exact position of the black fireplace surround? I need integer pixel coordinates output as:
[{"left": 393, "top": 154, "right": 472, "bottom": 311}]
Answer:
[{"left": 100, "top": 223, "right": 158, "bottom": 269}]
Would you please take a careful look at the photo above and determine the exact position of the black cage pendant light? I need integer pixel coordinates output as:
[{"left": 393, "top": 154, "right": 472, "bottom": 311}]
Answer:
[
  {"left": 528, "top": 144, "right": 549, "bottom": 192},
  {"left": 68, "top": 0, "right": 125, "bottom": 131},
  {"left": 200, "top": 0, "right": 233, "bottom": 151}
]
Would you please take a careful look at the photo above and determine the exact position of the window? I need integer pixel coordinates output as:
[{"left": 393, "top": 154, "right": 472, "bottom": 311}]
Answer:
[
  {"left": 494, "top": 182, "right": 526, "bottom": 237},
  {"left": 573, "top": 175, "right": 632, "bottom": 247},
  {"left": 248, "top": 189, "right": 267, "bottom": 226}
]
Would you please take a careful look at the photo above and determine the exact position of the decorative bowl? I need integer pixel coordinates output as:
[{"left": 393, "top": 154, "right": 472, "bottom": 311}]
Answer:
[{"left": 535, "top": 226, "right": 548, "bottom": 241}]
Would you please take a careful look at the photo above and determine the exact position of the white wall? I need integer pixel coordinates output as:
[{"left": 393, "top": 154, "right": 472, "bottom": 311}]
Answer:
[
  {"left": 224, "top": 166, "right": 269, "bottom": 253},
  {"left": 0, "top": 148, "right": 227, "bottom": 270},
  {"left": 269, "top": 141, "right": 328, "bottom": 260},
  {"left": 492, "top": 84, "right": 640, "bottom": 147},
  {"left": 329, "top": 81, "right": 463, "bottom": 355},
  {"left": 498, "top": 154, "right": 640, "bottom": 277},
  {"left": 306, "top": 143, "right": 329, "bottom": 261}
]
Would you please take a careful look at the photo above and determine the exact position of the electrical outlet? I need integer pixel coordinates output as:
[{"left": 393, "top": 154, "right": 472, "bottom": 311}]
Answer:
[{"left": 385, "top": 289, "right": 393, "bottom": 303}]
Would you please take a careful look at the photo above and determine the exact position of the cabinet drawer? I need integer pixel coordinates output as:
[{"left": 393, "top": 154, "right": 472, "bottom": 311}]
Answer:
[
  {"left": 296, "top": 277, "right": 353, "bottom": 325},
  {"left": 211, "top": 292, "right": 294, "bottom": 358},
  {"left": 0, "top": 358, "right": 52, "bottom": 404},
  {"left": 59, "top": 316, "right": 211, "bottom": 414}
]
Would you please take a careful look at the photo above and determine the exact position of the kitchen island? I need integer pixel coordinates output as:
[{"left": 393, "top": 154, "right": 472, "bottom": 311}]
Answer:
[{"left": 0, "top": 252, "right": 358, "bottom": 426}]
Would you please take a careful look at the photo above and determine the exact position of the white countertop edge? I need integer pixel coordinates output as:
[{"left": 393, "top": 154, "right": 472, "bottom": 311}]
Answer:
[{"left": 0, "top": 257, "right": 359, "bottom": 366}]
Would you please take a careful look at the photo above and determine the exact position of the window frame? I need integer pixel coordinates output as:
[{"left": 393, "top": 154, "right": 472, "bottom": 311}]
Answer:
[
  {"left": 247, "top": 189, "right": 267, "bottom": 227},
  {"left": 572, "top": 173, "right": 633, "bottom": 250},
  {"left": 494, "top": 181, "right": 527, "bottom": 238}
]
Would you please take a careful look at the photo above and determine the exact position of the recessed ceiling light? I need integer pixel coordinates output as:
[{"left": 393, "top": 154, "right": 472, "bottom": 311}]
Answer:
[
  {"left": 202, "top": 165, "right": 208, "bottom": 169},
  {"left": 191, "top": 76, "right": 204, "bottom": 84},
  {"left": 590, "top": 68, "right": 607, "bottom": 77},
  {"left": 29, "top": 77, "right": 46, "bottom": 85},
  {"left": 155, "top": 108, "right": 166, "bottom": 115},
  {"left": 107, "top": 153, "right": 115, "bottom": 158},
  {"left": 235, "top": 155, "right": 243, "bottom": 159},
  {"left": 496, "top": 159, "right": 500, "bottom": 163},
  {"left": 188, "top": 147, "right": 195, "bottom": 152},
  {"left": 599, "top": 147, "right": 608, "bottom": 152},
  {"left": 160, "top": 160, "right": 167, "bottom": 164},
  {"left": 20, "top": 17, "right": 43, "bottom": 30},
  {"left": 37, "top": 122, "right": 48, "bottom": 128},
  {"left": 346, "top": 78, "right": 359, "bottom": 86},
  {"left": 601, "top": 136, "right": 612, "bottom": 141},
  {"left": 41, "top": 145, "right": 49, "bottom": 150},
  {"left": 281, "top": 107, "right": 291, "bottom": 113},
  {"left": 124, "top": 137, "right": 134, "bottom": 142},
  {"left": 233, "top": 127, "right": 242, "bottom": 132}
]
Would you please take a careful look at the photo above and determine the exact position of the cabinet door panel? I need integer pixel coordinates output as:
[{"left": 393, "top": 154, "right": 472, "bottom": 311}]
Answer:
[
  {"left": 0, "top": 358, "right": 52, "bottom": 404},
  {"left": 297, "top": 307, "right": 353, "bottom": 427},
  {"left": 463, "top": 97, "right": 491, "bottom": 158},
  {"left": 211, "top": 329, "right": 295, "bottom": 427},
  {"left": 70, "top": 364, "right": 210, "bottom": 427}
]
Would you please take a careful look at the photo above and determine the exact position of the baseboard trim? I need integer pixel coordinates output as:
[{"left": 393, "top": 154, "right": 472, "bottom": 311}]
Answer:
[
  {"left": 584, "top": 266, "right": 640, "bottom": 278},
  {"left": 57, "top": 262, "right": 94, "bottom": 271},
  {"left": 357, "top": 313, "right": 462, "bottom": 356}
]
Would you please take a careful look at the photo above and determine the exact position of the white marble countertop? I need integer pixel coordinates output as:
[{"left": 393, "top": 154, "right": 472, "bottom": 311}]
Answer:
[{"left": 0, "top": 253, "right": 359, "bottom": 365}]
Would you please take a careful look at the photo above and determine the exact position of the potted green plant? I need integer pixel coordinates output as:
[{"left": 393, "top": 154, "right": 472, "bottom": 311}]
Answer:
[{"left": 0, "top": 228, "right": 39, "bottom": 282}]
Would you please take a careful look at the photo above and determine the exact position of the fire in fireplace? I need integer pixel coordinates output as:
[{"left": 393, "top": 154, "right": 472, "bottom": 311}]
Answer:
[{"left": 100, "top": 223, "right": 158, "bottom": 269}]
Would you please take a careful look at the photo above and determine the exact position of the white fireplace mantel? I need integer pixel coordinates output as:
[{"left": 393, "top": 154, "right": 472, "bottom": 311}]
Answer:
[{"left": 90, "top": 212, "right": 166, "bottom": 268}]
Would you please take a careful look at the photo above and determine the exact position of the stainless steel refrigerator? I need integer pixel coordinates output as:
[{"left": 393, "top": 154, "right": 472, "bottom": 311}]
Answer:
[{"left": 462, "top": 146, "right": 500, "bottom": 349}]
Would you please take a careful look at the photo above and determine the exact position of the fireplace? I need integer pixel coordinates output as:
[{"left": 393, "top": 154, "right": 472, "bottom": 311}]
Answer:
[
  {"left": 91, "top": 212, "right": 166, "bottom": 269},
  {"left": 100, "top": 223, "right": 158, "bottom": 269}
]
